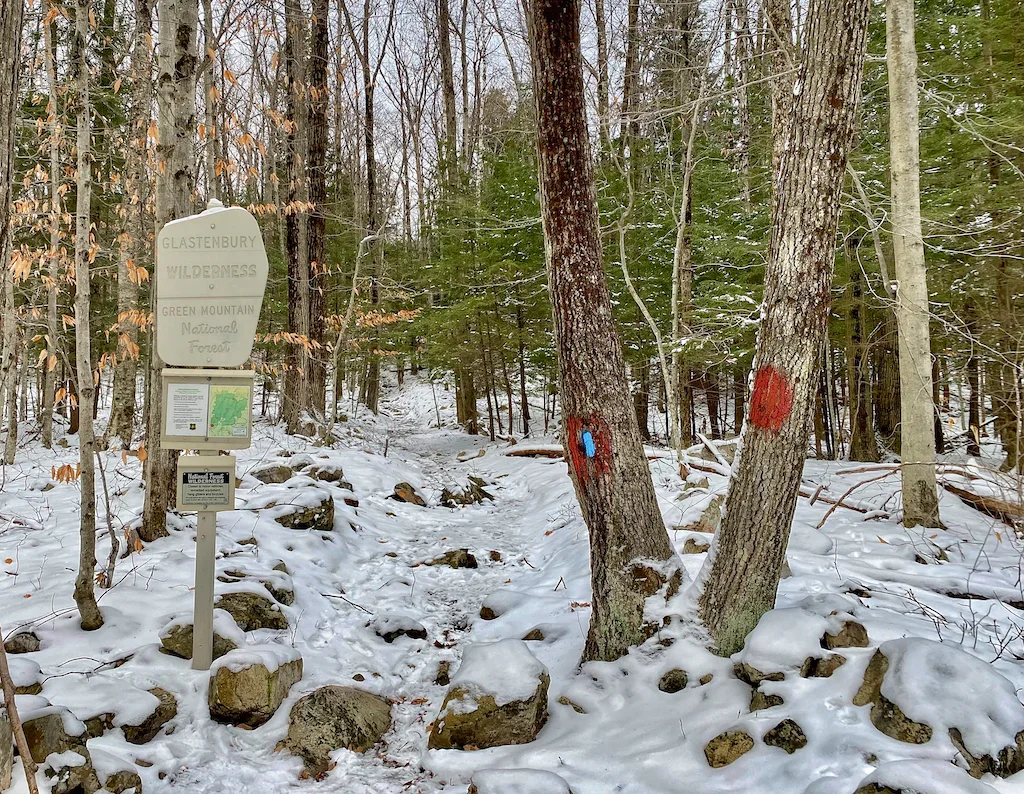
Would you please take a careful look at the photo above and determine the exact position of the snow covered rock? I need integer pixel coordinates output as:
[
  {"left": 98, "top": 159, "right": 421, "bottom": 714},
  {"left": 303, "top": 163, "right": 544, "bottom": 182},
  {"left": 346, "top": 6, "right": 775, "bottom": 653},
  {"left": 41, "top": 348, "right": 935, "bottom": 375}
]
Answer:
[
  {"left": 763, "top": 719, "right": 806, "bottom": 754},
  {"left": 369, "top": 613, "right": 428, "bottom": 643},
  {"left": 218, "top": 568, "right": 295, "bottom": 605},
  {"left": 854, "top": 638, "right": 1024, "bottom": 778},
  {"left": 19, "top": 699, "right": 87, "bottom": 764},
  {"left": 208, "top": 647, "right": 303, "bottom": 728},
  {"left": 478, "top": 590, "right": 526, "bottom": 620},
  {"left": 304, "top": 464, "right": 349, "bottom": 486},
  {"left": 285, "top": 686, "right": 392, "bottom": 776},
  {"left": 704, "top": 730, "right": 754, "bottom": 768},
  {"left": 682, "top": 537, "right": 710, "bottom": 554},
  {"left": 468, "top": 768, "right": 574, "bottom": 794},
  {"left": 391, "top": 482, "right": 426, "bottom": 506},
  {"left": 273, "top": 488, "right": 335, "bottom": 532},
  {"left": 430, "top": 549, "right": 479, "bottom": 569},
  {"left": 440, "top": 477, "right": 494, "bottom": 507},
  {"left": 90, "top": 749, "right": 143, "bottom": 794},
  {"left": 45, "top": 749, "right": 101, "bottom": 794},
  {"left": 9, "top": 657, "right": 42, "bottom": 695},
  {"left": 822, "top": 620, "right": 869, "bottom": 650},
  {"left": 695, "top": 494, "right": 724, "bottom": 534},
  {"left": 120, "top": 688, "right": 178, "bottom": 745},
  {"left": 1, "top": 708, "right": 11, "bottom": 791},
  {"left": 734, "top": 607, "right": 840, "bottom": 683},
  {"left": 215, "top": 590, "right": 289, "bottom": 631},
  {"left": 852, "top": 759, "right": 999, "bottom": 794},
  {"left": 159, "top": 609, "right": 244, "bottom": 660},
  {"left": 428, "top": 639, "right": 549, "bottom": 751},
  {"left": 252, "top": 464, "right": 295, "bottom": 484},
  {"left": 3, "top": 630, "right": 40, "bottom": 654}
]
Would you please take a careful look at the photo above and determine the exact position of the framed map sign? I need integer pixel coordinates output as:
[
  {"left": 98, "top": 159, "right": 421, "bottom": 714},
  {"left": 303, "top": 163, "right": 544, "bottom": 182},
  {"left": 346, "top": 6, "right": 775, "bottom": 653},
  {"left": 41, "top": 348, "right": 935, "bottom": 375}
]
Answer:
[{"left": 160, "top": 369, "right": 255, "bottom": 450}]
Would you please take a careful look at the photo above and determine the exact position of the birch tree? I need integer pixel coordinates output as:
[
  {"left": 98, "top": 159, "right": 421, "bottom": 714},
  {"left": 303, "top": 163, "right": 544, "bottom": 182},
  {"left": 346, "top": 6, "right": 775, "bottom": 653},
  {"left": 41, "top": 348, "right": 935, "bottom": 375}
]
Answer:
[{"left": 699, "top": 0, "right": 872, "bottom": 655}]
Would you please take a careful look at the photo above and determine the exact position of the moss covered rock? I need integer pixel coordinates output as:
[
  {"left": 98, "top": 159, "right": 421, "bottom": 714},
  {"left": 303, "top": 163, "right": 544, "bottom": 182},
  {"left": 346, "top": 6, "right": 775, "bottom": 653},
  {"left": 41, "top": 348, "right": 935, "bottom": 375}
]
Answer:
[
  {"left": 122, "top": 688, "right": 178, "bottom": 745},
  {"left": 704, "top": 730, "right": 754, "bottom": 768},
  {"left": 215, "top": 591, "right": 289, "bottom": 631},
  {"left": 208, "top": 648, "right": 303, "bottom": 728}
]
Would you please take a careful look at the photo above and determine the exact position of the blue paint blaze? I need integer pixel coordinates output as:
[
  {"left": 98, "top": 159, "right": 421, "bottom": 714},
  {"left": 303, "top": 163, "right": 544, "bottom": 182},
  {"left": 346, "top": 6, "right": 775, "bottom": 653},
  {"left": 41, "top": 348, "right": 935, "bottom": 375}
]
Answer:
[{"left": 581, "top": 430, "right": 596, "bottom": 458}]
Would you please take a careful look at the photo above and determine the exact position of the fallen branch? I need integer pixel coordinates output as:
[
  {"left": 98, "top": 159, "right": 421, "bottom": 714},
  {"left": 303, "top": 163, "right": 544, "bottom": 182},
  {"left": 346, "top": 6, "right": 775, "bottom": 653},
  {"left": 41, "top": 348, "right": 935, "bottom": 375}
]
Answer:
[
  {"left": 0, "top": 622, "right": 40, "bottom": 794},
  {"left": 505, "top": 448, "right": 565, "bottom": 459},
  {"left": 814, "top": 470, "right": 898, "bottom": 528},
  {"left": 939, "top": 482, "right": 1024, "bottom": 527}
]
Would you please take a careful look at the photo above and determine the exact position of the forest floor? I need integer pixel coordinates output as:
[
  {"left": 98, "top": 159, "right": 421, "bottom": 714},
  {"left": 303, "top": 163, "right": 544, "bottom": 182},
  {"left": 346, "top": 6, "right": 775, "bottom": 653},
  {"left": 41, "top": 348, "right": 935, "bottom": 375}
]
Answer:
[{"left": 3, "top": 377, "right": 1024, "bottom": 793}]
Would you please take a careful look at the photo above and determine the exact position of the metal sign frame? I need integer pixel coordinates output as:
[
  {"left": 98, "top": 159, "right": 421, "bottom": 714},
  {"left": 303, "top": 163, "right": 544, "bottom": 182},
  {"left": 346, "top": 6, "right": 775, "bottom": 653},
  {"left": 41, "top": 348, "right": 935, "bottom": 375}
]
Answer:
[
  {"left": 160, "top": 368, "right": 255, "bottom": 450},
  {"left": 176, "top": 454, "right": 237, "bottom": 512}
]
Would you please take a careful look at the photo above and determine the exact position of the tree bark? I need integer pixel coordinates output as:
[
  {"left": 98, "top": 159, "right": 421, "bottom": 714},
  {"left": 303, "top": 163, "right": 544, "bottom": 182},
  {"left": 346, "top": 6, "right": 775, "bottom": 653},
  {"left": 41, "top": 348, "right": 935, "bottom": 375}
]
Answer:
[
  {"left": 527, "top": 0, "right": 678, "bottom": 663},
  {"left": 72, "top": 0, "right": 103, "bottom": 630},
  {"left": 848, "top": 266, "right": 879, "bottom": 461},
  {"left": 698, "top": 0, "right": 871, "bottom": 655},
  {"left": 887, "top": 0, "right": 940, "bottom": 527}
]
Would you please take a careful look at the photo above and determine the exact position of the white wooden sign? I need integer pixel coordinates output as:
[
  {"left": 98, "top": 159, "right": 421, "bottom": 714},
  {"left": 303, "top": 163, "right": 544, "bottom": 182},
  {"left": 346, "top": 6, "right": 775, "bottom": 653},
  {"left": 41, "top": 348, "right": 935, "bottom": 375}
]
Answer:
[{"left": 155, "top": 203, "right": 269, "bottom": 368}]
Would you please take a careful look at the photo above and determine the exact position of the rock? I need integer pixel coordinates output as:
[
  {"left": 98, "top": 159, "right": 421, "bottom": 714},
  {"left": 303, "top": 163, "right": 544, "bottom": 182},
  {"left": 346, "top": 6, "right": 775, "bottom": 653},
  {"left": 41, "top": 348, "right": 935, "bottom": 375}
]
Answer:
[
  {"left": 122, "top": 688, "right": 178, "bottom": 745},
  {"left": 697, "top": 442, "right": 737, "bottom": 464},
  {"left": 435, "top": 661, "right": 451, "bottom": 687},
  {"left": 853, "top": 648, "right": 933, "bottom": 745},
  {"left": 285, "top": 686, "right": 392, "bottom": 777},
  {"left": 304, "top": 464, "right": 346, "bottom": 484},
  {"left": 1, "top": 709, "right": 11, "bottom": 791},
  {"left": 3, "top": 631, "right": 40, "bottom": 654},
  {"left": 468, "top": 769, "right": 574, "bottom": 794},
  {"left": 215, "top": 591, "right": 289, "bottom": 631},
  {"left": 557, "top": 696, "right": 586, "bottom": 714},
  {"left": 84, "top": 713, "right": 114, "bottom": 739},
  {"left": 21, "top": 705, "right": 88, "bottom": 763},
  {"left": 750, "top": 689, "right": 784, "bottom": 711},
  {"left": 10, "top": 657, "right": 42, "bottom": 695},
  {"left": 252, "top": 464, "right": 294, "bottom": 484},
  {"left": 682, "top": 476, "right": 710, "bottom": 492},
  {"left": 734, "top": 662, "right": 784, "bottom": 687},
  {"left": 800, "top": 653, "right": 846, "bottom": 678},
  {"left": 208, "top": 648, "right": 303, "bottom": 728},
  {"left": 695, "top": 494, "right": 725, "bottom": 533},
  {"left": 159, "top": 610, "right": 242, "bottom": 660},
  {"left": 428, "top": 639, "right": 549, "bottom": 751},
  {"left": 46, "top": 751, "right": 101, "bottom": 794},
  {"left": 699, "top": 674, "right": 713, "bottom": 686},
  {"left": 522, "top": 628, "right": 545, "bottom": 642},
  {"left": 822, "top": 620, "right": 869, "bottom": 649},
  {"left": 852, "top": 759, "right": 1000, "bottom": 794},
  {"left": 344, "top": 497, "right": 359, "bottom": 508},
  {"left": 103, "top": 768, "right": 144, "bottom": 794},
  {"left": 430, "top": 549, "right": 478, "bottom": 569},
  {"left": 440, "top": 477, "right": 494, "bottom": 507},
  {"left": 217, "top": 570, "right": 295, "bottom": 605},
  {"left": 274, "top": 489, "right": 335, "bottom": 532},
  {"left": 369, "top": 614, "right": 428, "bottom": 643},
  {"left": 658, "top": 669, "right": 688, "bottom": 694},
  {"left": 489, "top": 551, "right": 503, "bottom": 562},
  {"left": 391, "top": 482, "right": 426, "bottom": 506},
  {"left": 763, "top": 719, "right": 806, "bottom": 753},
  {"left": 704, "top": 730, "right": 754, "bottom": 768},
  {"left": 682, "top": 538, "right": 710, "bottom": 554}
]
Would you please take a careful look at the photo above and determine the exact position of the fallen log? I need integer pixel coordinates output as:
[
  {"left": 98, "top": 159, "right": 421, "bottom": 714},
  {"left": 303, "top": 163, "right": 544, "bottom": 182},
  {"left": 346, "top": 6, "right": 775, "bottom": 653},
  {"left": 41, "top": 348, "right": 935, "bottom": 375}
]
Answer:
[
  {"left": 505, "top": 448, "right": 564, "bottom": 459},
  {"left": 940, "top": 482, "right": 1024, "bottom": 527}
]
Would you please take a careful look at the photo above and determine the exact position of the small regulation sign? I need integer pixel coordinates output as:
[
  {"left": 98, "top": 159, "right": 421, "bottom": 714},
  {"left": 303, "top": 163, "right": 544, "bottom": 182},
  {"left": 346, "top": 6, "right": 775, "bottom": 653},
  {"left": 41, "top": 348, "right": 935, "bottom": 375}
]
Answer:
[{"left": 176, "top": 455, "right": 236, "bottom": 512}]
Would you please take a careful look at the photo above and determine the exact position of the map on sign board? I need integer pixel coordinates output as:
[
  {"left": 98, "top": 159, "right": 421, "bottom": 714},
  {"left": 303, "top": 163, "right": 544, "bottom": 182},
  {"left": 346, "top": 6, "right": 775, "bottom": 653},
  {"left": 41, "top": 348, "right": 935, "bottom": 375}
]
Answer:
[{"left": 209, "top": 385, "right": 250, "bottom": 438}]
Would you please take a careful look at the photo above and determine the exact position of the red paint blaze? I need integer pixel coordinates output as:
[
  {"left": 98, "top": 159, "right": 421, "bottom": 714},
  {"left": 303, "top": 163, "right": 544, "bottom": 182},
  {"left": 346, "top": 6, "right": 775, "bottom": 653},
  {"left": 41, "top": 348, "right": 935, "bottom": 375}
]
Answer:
[
  {"left": 566, "top": 414, "right": 613, "bottom": 483},
  {"left": 748, "top": 366, "right": 794, "bottom": 433}
]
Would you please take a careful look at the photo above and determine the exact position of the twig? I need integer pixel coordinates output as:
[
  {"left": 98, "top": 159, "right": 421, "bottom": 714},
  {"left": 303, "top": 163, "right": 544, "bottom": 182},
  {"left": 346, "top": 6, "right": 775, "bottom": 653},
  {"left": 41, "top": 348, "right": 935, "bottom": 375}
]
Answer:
[
  {"left": 320, "top": 593, "right": 373, "bottom": 614},
  {"left": 96, "top": 451, "right": 118, "bottom": 588},
  {"left": 815, "top": 471, "right": 898, "bottom": 529}
]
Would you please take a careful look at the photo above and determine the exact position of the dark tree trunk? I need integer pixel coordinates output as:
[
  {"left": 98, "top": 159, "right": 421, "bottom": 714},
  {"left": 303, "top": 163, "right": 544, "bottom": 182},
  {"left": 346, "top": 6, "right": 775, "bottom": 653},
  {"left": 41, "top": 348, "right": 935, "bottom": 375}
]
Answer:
[
  {"left": 967, "top": 303, "right": 982, "bottom": 457},
  {"left": 698, "top": 0, "right": 871, "bottom": 655},
  {"left": 848, "top": 267, "right": 879, "bottom": 461},
  {"left": 633, "top": 359, "right": 651, "bottom": 441},
  {"left": 733, "top": 364, "right": 746, "bottom": 433},
  {"left": 873, "top": 311, "right": 901, "bottom": 451},
  {"left": 528, "top": 0, "right": 677, "bottom": 664},
  {"left": 307, "top": 0, "right": 329, "bottom": 415},
  {"left": 517, "top": 301, "right": 530, "bottom": 436},
  {"left": 705, "top": 371, "right": 722, "bottom": 440},
  {"left": 932, "top": 355, "right": 945, "bottom": 454}
]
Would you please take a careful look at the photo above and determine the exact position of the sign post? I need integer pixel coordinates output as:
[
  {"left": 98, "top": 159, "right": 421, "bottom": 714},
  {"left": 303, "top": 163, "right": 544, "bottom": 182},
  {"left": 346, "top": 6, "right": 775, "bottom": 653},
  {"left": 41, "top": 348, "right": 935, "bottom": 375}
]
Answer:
[{"left": 156, "top": 201, "right": 268, "bottom": 671}]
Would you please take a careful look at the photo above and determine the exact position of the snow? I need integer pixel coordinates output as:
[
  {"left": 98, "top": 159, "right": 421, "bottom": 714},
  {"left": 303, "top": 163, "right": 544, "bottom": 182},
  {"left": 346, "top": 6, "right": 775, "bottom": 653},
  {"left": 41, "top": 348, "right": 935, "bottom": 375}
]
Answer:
[
  {"left": 876, "top": 637, "right": 1024, "bottom": 755},
  {"left": 469, "top": 768, "right": 573, "bottom": 794},
  {"left": 853, "top": 759, "right": 1000, "bottom": 793},
  {"left": 158, "top": 608, "right": 247, "bottom": 648},
  {"left": 446, "top": 639, "right": 548, "bottom": 707},
  {"left": 210, "top": 645, "right": 302, "bottom": 675},
  {"left": 369, "top": 612, "right": 427, "bottom": 637},
  {"left": 3, "top": 374, "right": 1024, "bottom": 793}
]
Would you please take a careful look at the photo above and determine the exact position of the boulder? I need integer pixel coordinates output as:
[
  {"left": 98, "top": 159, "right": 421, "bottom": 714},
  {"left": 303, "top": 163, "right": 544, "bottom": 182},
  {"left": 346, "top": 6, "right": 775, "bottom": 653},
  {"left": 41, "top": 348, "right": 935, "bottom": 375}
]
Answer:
[
  {"left": 428, "top": 639, "right": 549, "bottom": 750},
  {"left": 750, "top": 689, "right": 784, "bottom": 711},
  {"left": 468, "top": 769, "right": 574, "bottom": 794},
  {"left": 252, "top": 464, "right": 294, "bottom": 484},
  {"left": 704, "top": 730, "right": 754, "bottom": 768},
  {"left": 800, "top": 653, "right": 846, "bottom": 678},
  {"left": 3, "top": 631, "right": 40, "bottom": 654},
  {"left": 159, "top": 609, "right": 243, "bottom": 660},
  {"left": 121, "top": 688, "right": 178, "bottom": 745},
  {"left": 10, "top": 657, "right": 42, "bottom": 695},
  {"left": 208, "top": 647, "right": 303, "bottom": 728},
  {"left": 391, "top": 483, "right": 426, "bottom": 506},
  {"left": 304, "top": 464, "right": 346, "bottom": 484},
  {"left": 440, "top": 477, "right": 494, "bottom": 508},
  {"left": 1, "top": 708, "right": 11, "bottom": 791},
  {"left": 430, "top": 549, "right": 478, "bottom": 569},
  {"left": 285, "top": 686, "right": 392, "bottom": 777},
  {"left": 215, "top": 591, "right": 289, "bottom": 631},
  {"left": 20, "top": 703, "right": 88, "bottom": 763},
  {"left": 369, "top": 614, "right": 427, "bottom": 644},
  {"left": 103, "top": 769, "right": 144, "bottom": 794},
  {"left": 853, "top": 759, "right": 999, "bottom": 794},
  {"left": 822, "top": 620, "right": 869, "bottom": 650},
  {"left": 273, "top": 490, "right": 335, "bottom": 532},
  {"left": 695, "top": 495, "right": 725, "bottom": 534},
  {"left": 854, "top": 638, "right": 1024, "bottom": 778},
  {"left": 217, "top": 570, "right": 295, "bottom": 605},
  {"left": 658, "top": 669, "right": 688, "bottom": 694},
  {"left": 763, "top": 719, "right": 806, "bottom": 753},
  {"left": 734, "top": 663, "right": 784, "bottom": 687},
  {"left": 682, "top": 538, "right": 710, "bottom": 554},
  {"left": 46, "top": 750, "right": 101, "bottom": 794}
]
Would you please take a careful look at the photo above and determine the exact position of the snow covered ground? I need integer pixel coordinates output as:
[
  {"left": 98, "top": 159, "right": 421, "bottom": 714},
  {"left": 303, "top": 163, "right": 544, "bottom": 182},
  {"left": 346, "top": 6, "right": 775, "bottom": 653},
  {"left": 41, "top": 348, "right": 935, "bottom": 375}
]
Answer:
[{"left": 3, "top": 377, "right": 1024, "bottom": 793}]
